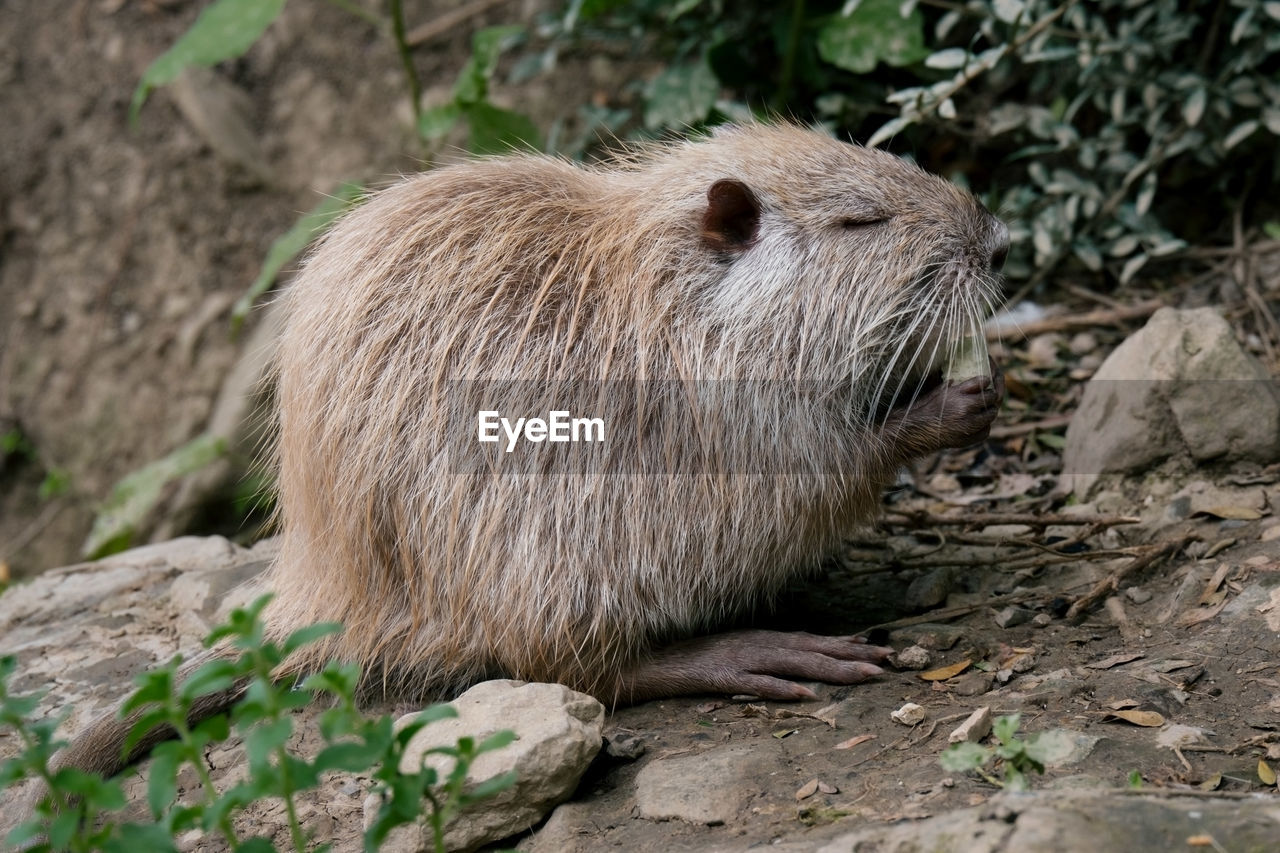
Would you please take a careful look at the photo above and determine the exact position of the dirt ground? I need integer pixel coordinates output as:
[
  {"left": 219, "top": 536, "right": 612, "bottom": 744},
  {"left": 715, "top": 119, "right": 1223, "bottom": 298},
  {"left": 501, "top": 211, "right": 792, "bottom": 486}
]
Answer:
[
  {"left": 2, "top": 0, "right": 1279, "bottom": 850},
  {"left": 0, "top": 0, "right": 635, "bottom": 577}
]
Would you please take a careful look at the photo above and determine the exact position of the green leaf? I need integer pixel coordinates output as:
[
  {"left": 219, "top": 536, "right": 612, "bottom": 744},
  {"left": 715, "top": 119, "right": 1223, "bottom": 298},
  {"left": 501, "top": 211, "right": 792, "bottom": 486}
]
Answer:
[
  {"left": 231, "top": 181, "right": 365, "bottom": 332},
  {"left": 939, "top": 742, "right": 990, "bottom": 772},
  {"left": 245, "top": 717, "right": 293, "bottom": 761},
  {"left": 476, "top": 729, "right": 516, "bottom": 754},
  {"left": 122, "top": 709, "right": 171, "bottom": 761},
  {"left": 465, "top": 102, "right": 543, "bottom": 155},
  {"left": 147, "top": 744, "right": 182, "bottom": 818},
  {"left": 314, "top": 741, "right": 382, "bottom": 772},
  {"left": 992, "top": 713, "right": 1021, "bottom": 744},
  {"left": 131, "top": 0, "right": 288, "bottom": 123},
  {"left": 83, "top": 433, "right": 228, "bottom": 559},
  {"left": 643, "top": 59, "right": 719, "bottom": 130},
  {"left": 179, "top": 659, "right": 240, "bottom": 702},
  {"left": 817, "top": 0, "right": 927, "bottom": 74},
  {"left": 464, "top": 769, "right": 516, "bottom": 800},
  {"left": 454, "top": 25, "right": 525, "bottom": 104},
  {"left": 418, "top": 102, "right": 462, "bottom": 140},
  {"left": 105, "top": 822, "right": 180, "bottom": 853},
  {"left": 282, "top": 622, "right": 344, "bottom": 656}
]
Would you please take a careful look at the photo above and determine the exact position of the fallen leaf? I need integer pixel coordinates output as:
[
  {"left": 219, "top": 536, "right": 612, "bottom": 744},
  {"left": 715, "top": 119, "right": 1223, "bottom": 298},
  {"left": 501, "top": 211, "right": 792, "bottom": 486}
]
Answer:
[
  {"left": 1198, "top": 563, "right": 1232, "bottom": 604},
  {"left": 1186, "top": 834, "right": 1220, "bottom": 847},
  {"left": 920, "top": 660, "right": 972, "bottom": 681},
  {"left": 1105, "top": 709, "right": 1165, "bottom": 727},
  {"left": 1260, "top": 759, "right": 1277, "bottom": 786},
  {"left": 795, "top": 778, "right": 819, "bottom": 800},
  {"left": 1087, "top": 652, "right": 1144, "bottom": 670},
  {"left": 1149, "top": 660, "right": 1196, "bottom": 673},
  {"left": 1176, "top": 598, "right": 1229, "bottom": 627},
  {"left": 1107, "top": 699, "right": 1140, "bottom": 710},
  {"left": 1202, "top": 539, "right": 1237, "bottom": 560},
  {"left": 1198, "top": 773, "right": 1222, "bottom": 791},
  {"left": 1197, "top": 506, "right": 1263, "bottom": 520},
  {"left": 772, "top": 728, "right": 798, "bottom": 739},
  {"left": 1156, "top": 724, "right": 1210, "bottom": 749},
  {"left": 834, "top": 734, "right": 875, "bottom": 750}
]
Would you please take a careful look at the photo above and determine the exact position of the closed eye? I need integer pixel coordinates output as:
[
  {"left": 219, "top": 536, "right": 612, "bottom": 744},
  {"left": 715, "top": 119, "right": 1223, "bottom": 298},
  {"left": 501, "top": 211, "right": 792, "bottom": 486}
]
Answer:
[{"left": 839, "top": 216, "right": 891, "bottom": 229}]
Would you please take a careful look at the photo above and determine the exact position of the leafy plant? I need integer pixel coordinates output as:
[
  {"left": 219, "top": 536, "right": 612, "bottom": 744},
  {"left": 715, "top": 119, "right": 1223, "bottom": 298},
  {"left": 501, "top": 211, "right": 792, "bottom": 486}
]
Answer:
[
  {"left": 939, "top": 713, "right": 1047, "bottom": 791},
  {"left": 548, "top": 0, "right": 1280, "bottom": 289},
  {"left": 83, "top": 433, "right": 228, "bottom": 560},
  {"left": 0, "top": 596, "right": 515, "bottom": 852},
  {"left": 417, "top": 26, "right": 544, "bottom": 154}
]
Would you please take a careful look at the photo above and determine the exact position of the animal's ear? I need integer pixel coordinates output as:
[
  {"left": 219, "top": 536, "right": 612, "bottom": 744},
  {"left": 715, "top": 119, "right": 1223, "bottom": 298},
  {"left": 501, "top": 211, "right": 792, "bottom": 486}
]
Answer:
[{"left": 701, "top": 179, "right": 760, "bottom": 253}]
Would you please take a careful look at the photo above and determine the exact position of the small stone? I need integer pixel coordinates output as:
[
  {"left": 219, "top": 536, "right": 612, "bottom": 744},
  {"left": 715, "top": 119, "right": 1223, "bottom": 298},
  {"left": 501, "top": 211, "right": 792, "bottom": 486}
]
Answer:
[
  {"left": 636, "top": 744, "right": 773, "bottom": 825},
  {"left": 1068, "top": 332, "right": 1098, "bottom": 356},
  {"left": 952, "top": 672, "right": 996, "bottom": 696},
  {"left": 1032, "top": 613, "right": 1053, "bottom": 627},
  {"left": 994, "top": 606, "right": 1036, "bottom": 628},
  {"left": 891, "top": 703, "right": 926, "bottom": 726},
  {"left": 948, "top": 706, "right": 993, "bottom": 744},
  {"left": 891, "top": 645, "right": 932, "bottom": 670},
  {"left": 604, "top": 729, "right": 646, "bottom": 760},
  {"left": 1125, "top": 587, "right": 1153, "bottom": 605},
  {"left": 366, "top": 680, "right": 604, "bottom": 853},
  {"left": 905, "top": 567, "right": 955, "bottom": 611},
  {"left": 1027, "top": 333, "right": 1063, "bottom": 366}
]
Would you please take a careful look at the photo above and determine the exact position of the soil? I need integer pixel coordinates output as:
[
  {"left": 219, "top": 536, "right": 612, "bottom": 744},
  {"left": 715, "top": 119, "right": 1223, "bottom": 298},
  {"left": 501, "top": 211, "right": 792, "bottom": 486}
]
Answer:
[
  {"left": 0, "top": 0, "right": 640, "bottom": 578},
  {"left": 2, "top": 1, "right": 1279, "bottom": 851}
]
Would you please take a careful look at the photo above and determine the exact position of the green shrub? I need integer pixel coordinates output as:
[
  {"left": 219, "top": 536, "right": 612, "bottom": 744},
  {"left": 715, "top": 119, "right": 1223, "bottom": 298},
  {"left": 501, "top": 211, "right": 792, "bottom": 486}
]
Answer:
[
  {"left": 547, "top": 0, "right": 1280, "bottom": 286},
  {"left": 0, "top": 595, "right": 514, "bottom": 853}
]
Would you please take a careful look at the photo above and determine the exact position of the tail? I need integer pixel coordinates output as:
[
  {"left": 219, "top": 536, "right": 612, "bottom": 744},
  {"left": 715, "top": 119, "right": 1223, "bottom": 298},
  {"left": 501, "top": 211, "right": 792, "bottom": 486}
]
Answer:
[{"left": 14, "top": 647, "right": 249, "bottom": 823}]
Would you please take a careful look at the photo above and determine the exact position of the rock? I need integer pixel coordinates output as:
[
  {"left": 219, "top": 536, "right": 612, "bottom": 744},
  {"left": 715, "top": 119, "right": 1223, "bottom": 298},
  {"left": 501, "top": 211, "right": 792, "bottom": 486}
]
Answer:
[
  {"left": 891, "top": 645, "right": 932, "bottom": 670},
  {"left": 1030, "top": 729, "right": 1101, "bottom": 766},
  {"left": 366, "top": 680, "right": 604, "bottom": 853},
  {"left": 1063, "top": 307, "right": 1280, "bottom": 494},
  {"left": 948, "top": 707, "right": 993, "bottom": 744},
  {"left": 994, "top": 606, "right": 1037, "bottom": 628},
  {"left": 817, "top": 791, "right": 1280, "bottom": 852},
  {"left": 888, "top": 623, "right": 968, "bottom": 651},
  {"left": 905, "top": 567, "right": 955, "bottom": 611},
  {"left": 1068, "top": 332, "right": 1098, "bottom": 356},
  {"left": 891, "top": 702, "right": 926, "bottom": 726},
  {"left": 635, "top": 744, "right": 774, "bottom": 825},
  {"left": 603, "top": 729, "right": 646, "bottom": 760}
]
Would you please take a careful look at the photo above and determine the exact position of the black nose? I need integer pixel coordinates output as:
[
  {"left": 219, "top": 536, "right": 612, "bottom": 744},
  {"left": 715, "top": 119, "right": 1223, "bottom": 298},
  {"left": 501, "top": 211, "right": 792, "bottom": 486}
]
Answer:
[{"left": 989, "top": 220, "right": 1010, "bottom": 273}]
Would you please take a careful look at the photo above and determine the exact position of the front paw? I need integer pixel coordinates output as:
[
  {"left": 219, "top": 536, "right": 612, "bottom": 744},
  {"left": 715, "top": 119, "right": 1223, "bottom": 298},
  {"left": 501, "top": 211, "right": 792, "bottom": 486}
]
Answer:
[{"left": 889, "top": 357, "right": 1004, "bottom": 453}]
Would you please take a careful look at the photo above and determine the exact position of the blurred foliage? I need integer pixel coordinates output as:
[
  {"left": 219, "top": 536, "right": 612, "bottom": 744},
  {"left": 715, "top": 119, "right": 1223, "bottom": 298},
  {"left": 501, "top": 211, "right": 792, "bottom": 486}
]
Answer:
[
  {"left": 1, "top": 598, "right": 514, "bottom": 852},
  {"left": 418, "top": 25, "right": 545, "bottom": 154},
  {"left": 536, "top": 0, "right": 1280, "bottom": 287}
]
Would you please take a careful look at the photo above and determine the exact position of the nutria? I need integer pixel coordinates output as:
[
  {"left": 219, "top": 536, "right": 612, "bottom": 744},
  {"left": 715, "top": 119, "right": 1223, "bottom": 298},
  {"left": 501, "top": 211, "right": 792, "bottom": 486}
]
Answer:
[{"left": 45, "top": 122, "right": 1007, "bottom": 782}]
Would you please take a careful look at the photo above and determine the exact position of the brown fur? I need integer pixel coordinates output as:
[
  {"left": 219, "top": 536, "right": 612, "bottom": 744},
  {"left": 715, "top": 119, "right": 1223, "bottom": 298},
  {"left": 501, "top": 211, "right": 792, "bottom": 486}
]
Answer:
[{"left": 50, "top": 123, "right": 1007, "bottom": 783}]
